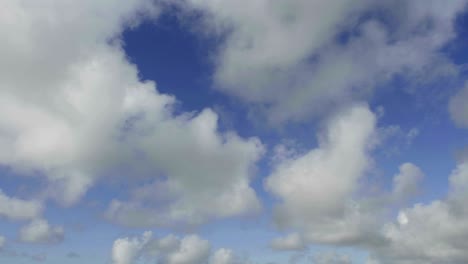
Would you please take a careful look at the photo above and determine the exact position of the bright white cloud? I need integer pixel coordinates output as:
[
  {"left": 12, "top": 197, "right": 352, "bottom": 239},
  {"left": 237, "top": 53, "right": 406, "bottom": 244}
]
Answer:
[
  {"left": 112, "top": 231, "right": 153, "bottom": 264},
  {"left": 209, "top": 248, "right": 236, "bottom": 264},
  {"left": 164, "top": 235, "right": 211, "bottom": 264},
  {"left": 0, "top": 0, "right": 263, "bottom": 227},
  {"left": 370, "top": 162, "right": 468, "bottom": 263},
  {"left": 0, "top": 190, "right": 43, "bottom": 221},
  {"left": 18, "top": 219, "right": 64, "bottom": 244},
  {"left": 112, "top": 232, "right": 237, "bottom": 264},
  {"left": 175, "top": 0, "right": 466, "bottom": 123},
  {"left": 266, "top": 104, "right": 379, "bottom": 244},
  {"left": 270, "top": 233, "right": 306, "bottom": 251}
]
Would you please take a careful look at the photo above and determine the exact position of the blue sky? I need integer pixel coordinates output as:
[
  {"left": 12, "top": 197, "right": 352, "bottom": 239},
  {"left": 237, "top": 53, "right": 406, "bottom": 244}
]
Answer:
[{"left": 1, "top": 1, "right": 468, "bottom": 264}]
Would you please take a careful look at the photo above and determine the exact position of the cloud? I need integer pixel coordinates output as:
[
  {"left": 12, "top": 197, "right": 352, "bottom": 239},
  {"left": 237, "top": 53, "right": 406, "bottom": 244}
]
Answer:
[
  {"left": 112, "top": 232, "right": 238, "bottom": 264},
  {"left": 312, "top": 252, "right": 352, "bottom": 264},
  {"left": 0, "top": 190, "right": 43, "bottom": 221},
  {"left": 449, "top": 82, "right": 468, "bottom": 128},
  {"left": 265, "top": 104, "right": 380, "bottom": 245},
  {"left": 391, "top": 163, "right": 424, "bottom": 203},
  {"left": 370, "top": 161, "right": 468, "bottom": 263},
  {"left": 104, "top": 109, "right": 264, "bottom": 226},
  {"left": 0, "top": 0, "right": 264, "bottom": 227},
  {"left": 0, "top": 236, "right": 5, "bottom": 250},
  {"left": 270, "top": 233, "right": 306, "bottom": 251},
  {"left": 163, "top": 235, "right": 211, "bottom": 264},
  {"left": 174, "top": 0, "right": 465, "bottom": 123},
  {"left": 112, "top": 231, "right": 153, "bottom": 264},
  {"left": 18, "top": 219, "right": 64, "bottom": 244},
  {"left": 209, "top": 248, "right": 237, "bottom": 264},
  {"left": 0, "top": 0, "right": 161, "bottom": 206}
]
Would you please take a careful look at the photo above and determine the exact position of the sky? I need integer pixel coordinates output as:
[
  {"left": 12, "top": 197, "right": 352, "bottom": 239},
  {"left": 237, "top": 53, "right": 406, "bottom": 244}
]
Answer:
[{"left": 1, "top": 1, "right": 468, "bottom": 264}]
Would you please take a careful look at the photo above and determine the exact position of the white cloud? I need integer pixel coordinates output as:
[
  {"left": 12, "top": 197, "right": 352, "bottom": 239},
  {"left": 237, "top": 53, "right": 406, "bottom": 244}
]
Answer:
[
  {"left": 0, "top": 0, "right": 264, "bottom": 227},
  {"left": 175, "top": 0, "right": 465, "bottom": 123},
  {"left": 266, "top": 104, "right": 379, "bottom": 244},
  {"left": 209, "top": 248, "right": 236, "bottom": 264},
  {"left": 449, "top": 83, "right": 468, "bottom": 128},
  {"left": 370, "top": 162, "right": 468, "bottom": 263},
  {"left": 391, "top": 163, "right": 424, "bottom": 203},
  {"left": 112, "top": 232, "right": 237, "bottom": 264},
  {"left": 164, "top": 235, "right": 211, "bottom": 264},
  {"left": 270, "top": 233, "right": 306, "bottom": 251},
  {"left": 18, "top": 219, "right": 64, "bottom": 244},
  {"left": 105, "top": 108, "right": 263, "bottom": 226},
  {"left": 112, "top": 231, "right": 153, "bottom": 264},
  {"left": 0, "top": 190, "right": 43, "bottom": 221}
]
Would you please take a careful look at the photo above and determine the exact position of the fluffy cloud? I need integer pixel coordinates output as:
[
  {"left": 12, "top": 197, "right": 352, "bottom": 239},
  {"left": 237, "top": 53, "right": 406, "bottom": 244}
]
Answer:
[
  {"left": 112, "top": 232, "right": 238, "bottom": 264},
  {"left": 18, "top": 219, "right": 64, "bottom": 244},
  {"left": 370, "top": 162, "right": 468, "bottom": 263},
  {"left": 266, "top": 104, "right": 379, "bottom": 245},
  {"left": 0, "top": 0, "right": 161, "bottom": 206},
  {"left": 449, "top": 82, "right": 468, "bottom": 128},
  {"left": 112, "top": 231, "right": 153, "bottom": 264},
  {"left": 104, "top": 110, "right": 263, "bottom": 226},
  {"left": 175, "top": 0, "right": 466, "bottom": 123},
  {"left": 164, "top": 235, "right": 211, "bottom": 264},
  {"left": 0, "top": 190, "right": 43, "bottom": 221},
  {"left": 209, "top": 248, "right": 237, "bottom": 264},
  {"left": 391, "top": 163, "right": 424, "bottom": 203},
  {"left": 270, "top": 233, "right": 306, "bottom": 251},
  {"left": 0, "top": 0, "right": 263, "bottom": 227}
]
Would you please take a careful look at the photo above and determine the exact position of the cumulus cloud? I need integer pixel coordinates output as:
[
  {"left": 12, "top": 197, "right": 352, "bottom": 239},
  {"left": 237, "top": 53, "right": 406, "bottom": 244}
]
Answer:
[
  {"left": 391, "top": 163, "right": 424, "bottom": 203},
  {"left": 449, "top": 82, "right": 468, "bottom": 128},
  {"left": 0, "top": 0, "right": 263, "bottom": 227},
  {"left": 104, "top": 111, "right": 264, "bottom": 226},
  {"left": 0, "top": 190, "right": 43, "bottom": 221},
  {"left": 112, "top": 231, "right": 153, "bottom": 264},
  {"left": 112, "top": 231, "right": 238, "bottom": 264},
  {"left": 174, "top": 0, "right": 466, "bottom": 123},
  {"left": 18, "top": 219, "right": 64, "bottom": 244},
  {"left": 266, "top": 104, "right": 380, "bottom": 245},
  {"left": 209, "top": 248, "right": 237, "bottom": 264},
  {"left": 369, "top": 161, "right": 468, "bottom": 263},
  {"left": 163, "top": 235, "right": 211, "bottom": 264},
  {"left": 270, "top": 233, "right": 306, "bottom": 251}
]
